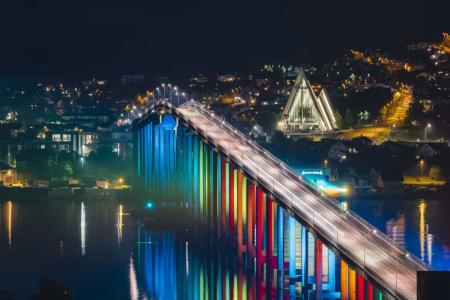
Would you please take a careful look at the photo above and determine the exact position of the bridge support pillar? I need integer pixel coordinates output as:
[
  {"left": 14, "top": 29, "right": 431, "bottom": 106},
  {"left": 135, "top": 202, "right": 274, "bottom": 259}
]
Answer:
[
  {"left": 328, "top": 249, "right": 336, "bottom": 292},
  {"left": 267, "top": 197, "right": 275, "bottom": 271},
  {"left": 221, "top": 157, "right": 227, "bottom": 236},
  {"left": 256, "top": 187, "right": 264, "bottom": 278},
  {"left": 315, "top": 238, "right": 323, "bottom": 294},
  {"left": 289, "top": 216, "right": 296, "bottom": 279},
  {"left": 229, "top": 165, "right": 235, "bottom": 239},
  {"left": 277, "top": 206, "right": 284, "bottom": 271},
  {"left": 247, "top": 182, "right": 255, "bottom": 262},
  {"left": 341, "top": 259, "right": 349, "bottom": 300},
  {"left": 301, "top": 225, "right": 308, "bottom": 289},
  {"left": 349, "top": 267, "right": 356, "bottom": 300},
  {"left": 367, "top": 282, "right": 374, "bottom": 300},
  {"left": 237, "top": 171, "right": 243, "bottom": 258},
  {"left": 356, "top": 272, "right": 364, "bottom": 300}
]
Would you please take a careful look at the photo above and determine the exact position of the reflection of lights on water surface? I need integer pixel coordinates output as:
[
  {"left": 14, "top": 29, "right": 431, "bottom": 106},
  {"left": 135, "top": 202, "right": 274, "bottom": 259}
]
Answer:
[
  {"left": 81, "top": 202, "right": 86, "bottom": 256},
  {"left": 7, "top": 201, "right": 13, "bottom": 246},
  {"left": 117, "top": 204, "right": 124, "bottom": 245},
  {"left": 418, "top": 201, "right": 433, "bottom": 266},
  {"left": 185, "top": 241, "right": 189, "bottom": 276},
  {"left": 129, "top": 255, "right": 139, "bottom": 300}
]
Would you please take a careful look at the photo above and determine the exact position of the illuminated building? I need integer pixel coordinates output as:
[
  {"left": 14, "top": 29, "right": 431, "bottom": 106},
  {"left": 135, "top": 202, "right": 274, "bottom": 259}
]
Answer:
[{"left": 278, "top": 69, "right": 337, "bottom": 133}]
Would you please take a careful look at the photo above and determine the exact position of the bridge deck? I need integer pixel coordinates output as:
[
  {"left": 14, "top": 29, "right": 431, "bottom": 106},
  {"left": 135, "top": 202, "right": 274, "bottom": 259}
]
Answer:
[{"left": 164, "top": 100, "right": 427, "bottom": 300}]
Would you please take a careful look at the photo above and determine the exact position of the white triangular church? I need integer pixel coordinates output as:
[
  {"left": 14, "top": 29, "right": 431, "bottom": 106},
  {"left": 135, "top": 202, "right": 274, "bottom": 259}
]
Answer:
[{"left": 278, "top": 69, "right": 337, "bottom": 132}]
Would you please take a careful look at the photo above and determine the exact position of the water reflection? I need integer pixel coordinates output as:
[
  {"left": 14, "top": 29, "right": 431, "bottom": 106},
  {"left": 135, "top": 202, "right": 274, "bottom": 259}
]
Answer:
[
  {"left": 2, "top": 200, "right": 14, "bottom": 246},
  {"left": 7, "top": 201, "right": 13, "bottom": 246},
  {"left": 418, "top": 201, "right": 433, "bottom": 266},
  {"left": 81, "top": 202, "right": 86, "bottom": 256},
  {"left": 346, "top": 196, "right": 448, "bottom": 270},
  {"left": 129, "top": 255, "right": 139, "bottom": 300},
  {"left": 132, "top": 226, "right": 339, "bottom": 300},
  {"left": 386, "top": 213, "right": 405, "bottom": 248},
  {"left": 117, "top": 204, "right": 124, "bottom": 245}
]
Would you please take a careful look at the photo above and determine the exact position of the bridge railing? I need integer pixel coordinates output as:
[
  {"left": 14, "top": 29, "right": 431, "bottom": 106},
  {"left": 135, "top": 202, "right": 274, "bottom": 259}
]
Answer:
[{"left": 173, "top": 100, "right": 428, "bottom": 299}]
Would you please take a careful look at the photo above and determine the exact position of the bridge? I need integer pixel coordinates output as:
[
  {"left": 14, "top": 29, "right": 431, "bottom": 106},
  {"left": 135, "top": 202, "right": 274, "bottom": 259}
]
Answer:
[{"left": 133, "top": 100, "right": 429, "bottom": 300}]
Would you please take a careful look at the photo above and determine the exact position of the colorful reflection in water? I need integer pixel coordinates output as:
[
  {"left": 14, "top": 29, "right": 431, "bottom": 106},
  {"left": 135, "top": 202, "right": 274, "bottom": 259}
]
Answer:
[
  {"left": 346, "top": 196, "right": 450, "bottom": 270},
  {"left": 130, "top": 225, "right": 383, "bottom": 300},
  {"left": 0, "top": 196, "right": 448, "bottom": 299}
]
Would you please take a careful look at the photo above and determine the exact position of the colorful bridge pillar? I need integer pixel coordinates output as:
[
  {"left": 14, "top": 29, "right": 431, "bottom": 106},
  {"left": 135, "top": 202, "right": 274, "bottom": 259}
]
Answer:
[
  {"left": 237, "top": 171, "right": 244, "bottom": 258},
  {"left": 328, "top": 249, "right": 336, "bottom": 292},
  {"left": 221, "top": 157, "right": 227, "bottom": 236},
  {"left": 367, "top": 282, "right": 374, "bottom": 300},
  {"left": 247, "top": 182, "right": 256, "bottom": 261},
  {"left": 301, "top": 225, "right": 309, "bottom": 289},
  {"left": 349, "top": 267, "right": 356, "bottom": 300},
  {"left": 229, "top": 164, "right": 235, "bottom": 239},
  {"left": 341, "top": 259, "right": 349, "bottom": 300},
  {"left": 356, "top": 272, "right": 364, "bottom": 300},
  {"left": 315, "top": 238, "right": 323, "bottom": 294},
  {"left": 289, "top": 216, "right": 296, "bottom": 279},
  {"left": 256, "top": 187, "right": 264, "bottom": 277},
  {"left": 266, "top": 197, "right": 275, "bottom": 271},
  {"left": 277, "top": 206, "right": 284, "bottom": 271}
]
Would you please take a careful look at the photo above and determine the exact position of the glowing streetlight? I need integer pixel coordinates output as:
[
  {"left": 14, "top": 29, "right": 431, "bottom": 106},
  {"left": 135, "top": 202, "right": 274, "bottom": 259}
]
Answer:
[{"left": 420, "top": 160, "right": 424, "bottom": 177}]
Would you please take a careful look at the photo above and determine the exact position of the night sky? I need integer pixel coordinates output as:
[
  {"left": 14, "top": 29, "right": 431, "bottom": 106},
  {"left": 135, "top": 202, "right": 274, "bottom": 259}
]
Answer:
[{"left": 0, "top": 0, "right": 447, "bottom": 82}]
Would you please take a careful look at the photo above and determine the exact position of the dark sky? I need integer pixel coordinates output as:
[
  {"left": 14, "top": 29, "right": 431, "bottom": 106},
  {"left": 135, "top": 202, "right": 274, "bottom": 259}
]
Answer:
[{"left": 0, "top": 0, "right": 447, "bottom": 82}]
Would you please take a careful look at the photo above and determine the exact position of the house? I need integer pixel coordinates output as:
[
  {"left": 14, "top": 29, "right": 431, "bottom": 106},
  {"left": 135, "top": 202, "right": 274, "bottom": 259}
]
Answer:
[
  {"left": 327, "top": 142, "right": 348, "bottom": 161},
  {"left": 417, "top": 142, "right": 449, "bottom": 158}
]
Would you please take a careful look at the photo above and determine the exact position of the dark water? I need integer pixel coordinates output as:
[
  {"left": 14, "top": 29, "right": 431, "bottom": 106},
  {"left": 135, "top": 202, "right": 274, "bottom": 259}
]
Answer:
[
  {"left": 346, "top": 195, "right": 450, "bottom": 271},
  {"left": 0, "top": 194, "right": 449, "bottom": 299}
]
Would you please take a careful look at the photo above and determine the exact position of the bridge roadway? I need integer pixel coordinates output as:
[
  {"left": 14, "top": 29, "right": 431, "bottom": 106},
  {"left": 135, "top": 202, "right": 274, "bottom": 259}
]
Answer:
[{"left": 155, "top": 100, "right": 428, "bottom": 300}]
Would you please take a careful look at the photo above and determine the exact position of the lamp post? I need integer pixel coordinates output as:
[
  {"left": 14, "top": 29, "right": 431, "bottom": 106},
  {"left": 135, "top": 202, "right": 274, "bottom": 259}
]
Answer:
[
  {"left": 424, "top": 123, "right": 431, "bottom": 142},
  {"left": 174, "top": 87, "right": 178, "bottom": 106},
  {"left": 168, "top": 84, "right": 172, "bottom": 102},
  {"left": 162, "top": 84, "right": 166, "bottom": 99},
  {"left": 156, "top": 87, "right": 160, "bottom": 100}
]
